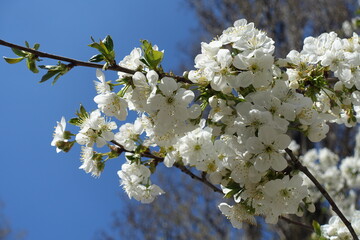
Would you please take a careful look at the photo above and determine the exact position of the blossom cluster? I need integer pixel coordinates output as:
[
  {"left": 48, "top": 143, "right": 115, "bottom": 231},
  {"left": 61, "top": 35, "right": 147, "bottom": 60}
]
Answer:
[
  {"left": 50, "top": 18, "right": 360, "bottom": 234},
  {"left": 321, "top": 211, "right": 360, "bottom": 239},
  {"left": 298, "top": 128, "right": 360, "bottom": 219}
]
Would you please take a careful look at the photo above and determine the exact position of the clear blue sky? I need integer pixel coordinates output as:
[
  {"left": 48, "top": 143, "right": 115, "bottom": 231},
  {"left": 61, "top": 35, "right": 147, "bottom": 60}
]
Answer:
[{"left": 0, "top": 1, "right": 199, "bottom": 239}]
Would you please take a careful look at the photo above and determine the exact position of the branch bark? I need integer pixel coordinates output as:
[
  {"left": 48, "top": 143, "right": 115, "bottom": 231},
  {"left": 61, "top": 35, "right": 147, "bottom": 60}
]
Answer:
[
  {"left": 110, "top": 140, "right": 222, "bottom": 193},
  {"left": 285, "top": 148, "right": 359, "bottom": 240},
  {"left": 0, "top": 39, "right": 193, "bottom": 84}
]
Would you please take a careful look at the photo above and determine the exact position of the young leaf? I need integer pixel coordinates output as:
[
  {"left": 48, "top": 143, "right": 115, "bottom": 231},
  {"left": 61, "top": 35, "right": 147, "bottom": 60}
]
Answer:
[
  {"left": 88, "top": 42, "right": 104, "bottom": 53},
  {"left": 26, "top": 58, "right": 39, "bottom": 73},
  {"left": 40, "top": 70, "right": 59, "bottom": 83},
  {"left": 103, "top": 35, "right": 114, "bottom": 51},
  {"left": 79, "top": 105, "right": 88, "bottom": 117},
  {"left": 69, "top": 117, "right": 82, "bottom": 126},
  {"left": 140, "top": 40, "right": 164, "bottom": 70},
  {"left": 312, "top": 220, "right": 322, "bottom": 236},
  {"left": 11, "top": 48, "right": 27, "bottom": 57},
  {"left": 89, "top": 54, "right": 105, "bottom": 62},
  {"left": 3, "top": 57, "right": 24, "bottom": 64},
  {"left": 33, "top": 43, "right": 40, "bottom": 50},
  {"left": 88, "top": 35, "right": 116, "bottom": 67},
  {"left": 52, "top": 73, "right": 63, "bottom": 85},
  {"left": 38, "top": 62, "right": 71, "bottom": 84}
]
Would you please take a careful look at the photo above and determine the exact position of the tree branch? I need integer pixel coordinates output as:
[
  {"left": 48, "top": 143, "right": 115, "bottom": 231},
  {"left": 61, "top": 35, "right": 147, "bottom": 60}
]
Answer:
[
  {"left": 279, "top": 216, "right": 313, "bottom": 232},
  {"left": 0, "top": 39, "right": 136, "bottom": 75},
  {"left": 285, "top": 148, "right": 359, "bottom": 240},
  {"left": 110, "top": 141, "right": 314, "bottom": 231},
  {"left": 0, "top": 39, "right": 193, "bottom": 84},
  {"left": 109, "top": 140, "right": 222, "bottom": 194}
]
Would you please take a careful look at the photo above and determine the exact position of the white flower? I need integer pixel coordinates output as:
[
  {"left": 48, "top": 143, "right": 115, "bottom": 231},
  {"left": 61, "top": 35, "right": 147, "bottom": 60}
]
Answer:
[
  {"left": 340, "top": 157, "right": 360, "bottom": 188},
  {"left": 136, "top": 184, "right": 165, "bottom": 204},
  {"left": 117, "top": 162, "right": 164, "bottom": 203},
  {"left": 234, "top": 102, "right": 274, "bottom": 139},
  {"left": 79, "top": 147, "right": 102, "bottom": 177},
  {"left": 123, "top": 71, "right": 157, "bottom": 112},
  {"left": 321, "top": 211, "right": 360, "bottom": 239},
  {"left": 75, "top": 109, "right": 117, "bottom": 147},
  {"left": 232, "top": 52, "right": 273, "bottom": 88},
  {"left": 233, "top": 29, "right": 275, "bottom": 57},
  {"left": 118, "top": 48, "right": 144, "bottom": 79},
  {"left": 262, "top": 175, "right": 309, "bottom": 224},
  {"left": 114, "top": 117, "right": 144, "bottom": 151},
  {"left": 94, "top": 92, "right": 128, "bottom": 120},
  {"left": 51, "top": 116, "right": 68, "bottom": 153},
  {"left": 306, "top": 120, "right": 329, "bottom": 142},
  {"left": 208, "top": 96, "right": 233, "bottom": 122},
  {"left": 246, "top": 126, "right": 290, "bottom": 172},
  {"left": 218, "top": 202, "right": 256, "bottom": 229},
  {"left": 302, "top": 32, "right": 338, "bottom": 64},
  {"left": 94, "top": 69, "right": 111, "bottom": 94},
  {"left": 178, "top": 127, "right": 215, "bottom": 171},
  {"left": 219, "top": 19, "right": 254, "bottom": 44}
]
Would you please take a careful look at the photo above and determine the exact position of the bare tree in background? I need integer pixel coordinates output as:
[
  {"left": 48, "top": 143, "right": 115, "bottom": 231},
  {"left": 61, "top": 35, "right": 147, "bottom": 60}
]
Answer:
[
  {"left": 99, "top": 1, "right": 359, "bottom": 239},
  {"left": 96, "top": 168, "right": 266, "bottom": 240},
  {"left": 0, "top": 202, "right": 25, "bottom": 240}
]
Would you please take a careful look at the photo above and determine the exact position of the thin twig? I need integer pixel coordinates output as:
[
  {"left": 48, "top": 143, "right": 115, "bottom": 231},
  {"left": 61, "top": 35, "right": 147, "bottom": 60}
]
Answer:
[
  {"left": 285, "top": 148, "right": 359, "bottom": 240},
  {"left": 173, "top": 163, "right": 223, "bottom": 194},
  {"left": 279, "top": 216, "right": 313, "bottom": 232},
  {"left": 110, "top": 140, "right": 222, "bottom": 193},
  {"left": 0, "top": 39, "right": 192, "bottom": 83},
  {"left": 0, "top": 39, "right": 136, "bottom": 74},
  {"left": 110, "top": 141, "right": 314, "bottom": 231}
]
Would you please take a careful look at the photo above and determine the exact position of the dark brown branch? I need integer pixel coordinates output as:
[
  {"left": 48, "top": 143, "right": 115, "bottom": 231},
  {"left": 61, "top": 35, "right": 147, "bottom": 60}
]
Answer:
[
  {"left": 285, "top": 148, "right": 359, "bottom": 240},
  {"left": 110, "top": 141, "right": 314, "bottom": 231},
  {"left": 110, "top": 140, "right": 222, "bottom": 194},
  {"left": 279, "top": 216, "right": 313, "bottom": 232},
  {"left": 0, "top": 39, "right": 136, "bottom": 74},
  {"left": 0, "top": 39, "right": 192, "bottom": 83},
  {"left": 173, "top": 163, "right": 223, "bottom": 194}
]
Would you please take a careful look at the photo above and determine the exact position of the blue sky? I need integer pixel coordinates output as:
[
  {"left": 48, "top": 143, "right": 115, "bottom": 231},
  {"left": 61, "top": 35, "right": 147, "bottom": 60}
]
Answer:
[{"left": 0, "top": 1, "right": 199, "bottom": 239}]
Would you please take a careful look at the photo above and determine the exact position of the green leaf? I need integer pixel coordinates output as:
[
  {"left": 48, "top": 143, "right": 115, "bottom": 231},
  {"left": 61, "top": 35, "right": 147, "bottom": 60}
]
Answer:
[
  {"left": 148, "top": 161, "right": 157, "bottom": 174},
  {"left": 3, "top": 57, "right": 24, "bottom": 64},
  {"left": 69, "top": 117, "right": 81, "bottom": 126},
  {"left": 224, "top": 189, "right": 239, "bottom": 199},
  {"left": 88, "top": 42, "right": 103, "bottom": 52},
  {"left": 33, "top": 43, "right": 40, "bottom": 50},
  {"left": 88, "top": 36, "right": 116, "bottom": 67},
  {"left": 89, "top": 41, "right": 107, "bottom": 55},
  {"left": 140, "top": 40, "right": 164, "bottom": 70},
  {"left": 11, "top": 48, "right": 27, "bottom": 57},
  {"left": 52, "top": 73, "right": 63, "bottom": 85},
  {"left": 39, "top": 70, "right": 59, "bottom": 83},
  {"left": 26, "top": 58, "right": 39, "bottom": 73},
  {"left": 80, "top": 105, "right": 87, "bottom": 116},
  {"left": 38, "top": 62, "right": 71, "bottom": 84},
  {"left": 89, "top": 54, "right": 105, "bottom": 62},
  {"left": 61, "top": 141, "right": 75, "bottom": 152},
  {"left": 226, "top": 180, "right": 241, "bottom": 190},
  {"left": 25, "top": 41, "right": 30, "bottom": 48},
  {"left": 76, "top": 105, "right": 89, "bottom": 119},
  {"left": 139, "top": 58, "right": 148, "bottom": 66},
  {"left": 312, "top": 220, "right": 322, "bottom": 236},
  {"left": 103, "top": 35, "right": 113, "bottom": 51},
  {"left": 108, "top": 149, "right": 121, "bottom": 159}
]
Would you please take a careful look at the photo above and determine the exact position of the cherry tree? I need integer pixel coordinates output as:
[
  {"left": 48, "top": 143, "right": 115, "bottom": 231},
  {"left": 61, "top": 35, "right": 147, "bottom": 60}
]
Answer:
[{"left": 2, "top": 17, "right": 360, "bottom": 239}]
